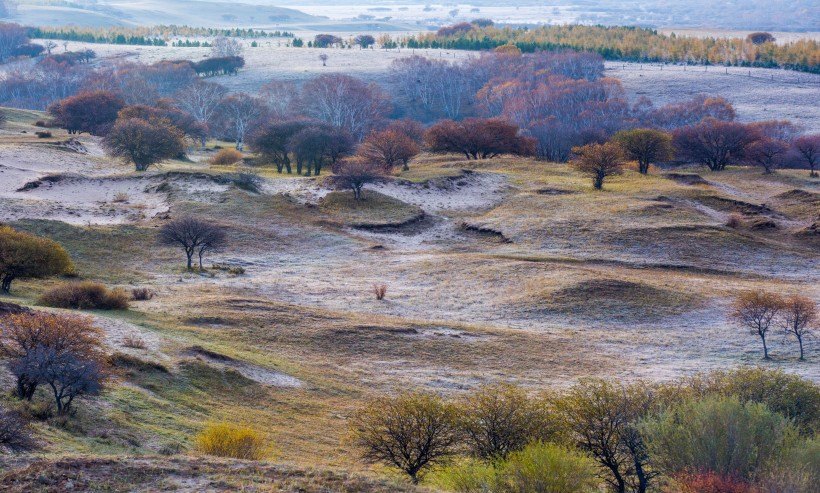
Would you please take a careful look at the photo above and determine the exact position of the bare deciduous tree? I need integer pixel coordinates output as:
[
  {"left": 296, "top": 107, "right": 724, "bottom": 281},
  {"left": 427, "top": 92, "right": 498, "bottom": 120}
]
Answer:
[
  {"left": 731, "top": 291, "right": 783, "bottom": 360},
  {"left": 173, "top": 81, "right": 227, "bottom": 146},
  {"left": 217, "top": 93, "right": 265, "bottom": 151},
  {"left": 210, "top": 37, "right": 243, "bottom": 57},
  {"left": 158, "top": 217, "right": 227, "bottom": 270},
  {"left": 782, "top": 295, "right": 816, "bottom": 361},
  {"left": 328, "top": 157, "right": 387, "bottom": 200},
  {"left": 299, "top": 74, "right": 390, "bottom": 140},
  {"left": 349, "top": 392, "right": 460, "bottom": 484},
  {"left": 794, "top": 134, "right": 820, "bottom": 177}
]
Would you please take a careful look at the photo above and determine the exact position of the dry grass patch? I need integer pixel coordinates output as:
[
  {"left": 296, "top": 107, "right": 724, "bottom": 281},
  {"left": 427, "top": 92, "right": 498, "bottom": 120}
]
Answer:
[{"left": 319, "top": 190, "right": 424, "bottom": 228}]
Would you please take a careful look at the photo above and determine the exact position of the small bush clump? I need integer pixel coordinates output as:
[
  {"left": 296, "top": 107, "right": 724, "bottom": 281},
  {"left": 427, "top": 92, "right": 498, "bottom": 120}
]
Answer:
[
  {"left": 112, "top": 192, "right": 129, "bottom": 203},
  {"left": 229, "top": 168, "right": 262, "bottom": 192},
  {"left": 39, "top": 281, "right": 130, "bottom": 310},
  {"left": 726, "top": 213, "right": 743, "bottom": 228},
  {"left": 209, "top": 148, "right": 244, "bottom": 166},
  {"left": 35, "top": 131, "right": 52, "bottom": 138},
  {"left": 131, "top": 287, "right": 154, "bottom": 301},
  {"left": 195, "top": 422, "right": 270, "bottom": 460},
  {"left": 0, "top": 405, "right": 36, "bottom": 453},
  {"left": 121, "top": 334, "right": 147, "bottom": 349},
  {"left": 373, "top": 283, "right": 387, "bottom": 300}
]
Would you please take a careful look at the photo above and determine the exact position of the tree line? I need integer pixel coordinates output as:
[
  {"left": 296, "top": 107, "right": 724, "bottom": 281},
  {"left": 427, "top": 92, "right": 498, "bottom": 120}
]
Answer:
[{"left": 397, "top": 22, "right": 820, "bottom": 74}]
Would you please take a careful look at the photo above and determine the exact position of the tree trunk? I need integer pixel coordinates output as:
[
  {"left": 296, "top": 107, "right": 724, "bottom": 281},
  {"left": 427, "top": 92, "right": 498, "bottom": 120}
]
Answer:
[
  {"left": 186, "top": 252, "right": 194, "bottom": 271},
  {"left": 594, "top": 174, "right": 604, "bottom": 189},
  {"left": 1, "top": 273, "right": 14, "bottom": 293},
  {"left": 798, "top": 335, "right": 804, "bottom": 361},
  {"left": 762, "top": 334, "right": 769, "bottom": 359}
]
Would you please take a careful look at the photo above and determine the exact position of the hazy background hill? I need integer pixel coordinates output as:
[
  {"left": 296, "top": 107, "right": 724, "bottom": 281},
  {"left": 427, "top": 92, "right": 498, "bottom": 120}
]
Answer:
[{"left": 1, "top": 1, "right": 818, "bottom": 31}]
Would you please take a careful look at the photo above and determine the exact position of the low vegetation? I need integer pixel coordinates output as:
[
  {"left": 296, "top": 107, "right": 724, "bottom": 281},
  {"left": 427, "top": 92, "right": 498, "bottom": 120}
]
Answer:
[
  {"left": 39, "top": 281, "right": 130, "bottom": 310},
  {"left": 195, "top": 422, "right": 270, "bottom": 460}
]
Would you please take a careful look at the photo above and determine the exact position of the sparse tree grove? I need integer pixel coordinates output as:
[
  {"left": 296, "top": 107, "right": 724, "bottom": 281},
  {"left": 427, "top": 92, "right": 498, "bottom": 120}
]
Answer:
[{"left": 350, "top": 368, "right": 820, "bottom": 492}]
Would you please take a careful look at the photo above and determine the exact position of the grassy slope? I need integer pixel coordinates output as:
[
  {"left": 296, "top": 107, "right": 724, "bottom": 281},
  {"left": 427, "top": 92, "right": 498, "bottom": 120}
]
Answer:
[{"left": 1, "top": 115, "right": 818, "bottom": 487}]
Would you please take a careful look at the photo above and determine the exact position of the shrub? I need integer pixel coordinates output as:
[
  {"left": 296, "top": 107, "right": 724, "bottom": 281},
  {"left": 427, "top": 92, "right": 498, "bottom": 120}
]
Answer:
[
  {"left": 131, "top": 287, "right": 154, "bottom": 301},
  {"left": 671, "top": 471, "right": 755, "bottom": 493},
  {"left": 0, "top": 405, "right": 36, "bottom": 453},
  {"left": 497, "top": 442, "right": 599, "bottom": 493},
  {"left": 373, "top": 283, "right": 387, "bottom": 300},
  {"left": 0, "top": 226, "right": 74, "bottom": 293},
  {"left": 39, "top": 281, "right": 130, "bottom": 310},
  {"left": 758, "top": 438, "right": 819, "bottom": 493},
  {"left": 34, "top": 131, "right": 52, "bottom": 138},
  {"left": 726, "top": 213, "right": 743, "bottom": 228},
  {"left": 685, "top": 367, "right": 820, "bottom": 436},
  {"left": 209, "top": 148, "right": 244, "bottom": 166},
  {"left": 435, "top": 443, "right": 599, "bottom": 493},
  {"left": 34, "top": 120, "right": 48, "bottom": 127},
  {"left": 0, "top": 312, "right": 107, "bottom": 412},
  {"left": 434, "top": 458, "right": 498, "bottom": 493},
  {"left": 229, "top": 168, "right": 262, "bottom": 192},
  {"left": 195, "top": 422, "right": 269, "bottom": 460},
  {"left": 641, "top": 396, "right": 798, "bottom": 481}
]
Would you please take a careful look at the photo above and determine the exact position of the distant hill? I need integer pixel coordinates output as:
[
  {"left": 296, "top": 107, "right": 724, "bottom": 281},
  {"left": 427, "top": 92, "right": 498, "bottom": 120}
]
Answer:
[{"left": 6, "top": 0, "right": 317, "bottom": 28}]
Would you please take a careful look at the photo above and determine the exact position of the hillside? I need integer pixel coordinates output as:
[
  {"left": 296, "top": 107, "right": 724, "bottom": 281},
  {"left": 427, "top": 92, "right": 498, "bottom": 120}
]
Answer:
[
  {"left": 0, "top": 107, "right": 817, "bottom": 482},
  {"left": 7, "top": 0, "right": 318, "bottom": 28}
]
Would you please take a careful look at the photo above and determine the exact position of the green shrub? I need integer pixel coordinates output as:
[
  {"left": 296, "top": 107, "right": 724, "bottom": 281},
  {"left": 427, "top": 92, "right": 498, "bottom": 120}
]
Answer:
[
  {"left": 686, "top": 367, "right": 820, "bottom": 435},
  {"left": 195, "top": 422, "right": 270, "bottom": 460},
  {"left": 758, "top": 438, "right": 820, "bottom": 493},
  {"left": 434, "top": 443, "right": 598, "bottom": 493},
  {"left": 39, "top": 281, "right": 130, "bottom": 310},
  {"left": 497, "top": 442, "right": 599, "bottom": 493},
  {"left": 641, "top": 396, "right": 798, "bottom": 481},
  {"left": 433, "top": 458, "right": 497, "bottom": 493}
]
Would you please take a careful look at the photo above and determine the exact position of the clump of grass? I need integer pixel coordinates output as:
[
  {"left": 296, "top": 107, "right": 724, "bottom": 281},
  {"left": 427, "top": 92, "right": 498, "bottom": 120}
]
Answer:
[
  {"left": 122, "top": 334, "right": 147, "bottom": 349},
  {"left": 373, "top": 283, "right": 388, "bottom": 300},
  {"left": 209, "top": 149, "right": 244, "bottom": 166},
  {"left": 39, "top": 281, "right": 130, "bottom": 310},
  {"left": 212, "top": 264, "right": 246, "bottom": 275},
  {"left": 195, "top": 422, "right": 270, "bottom": 460},
  {"left": 131, "top": 287, "right": 154, "bottom": 301},
  {"left": 112, "top": 192, "right": 130, "bottom": 203}
]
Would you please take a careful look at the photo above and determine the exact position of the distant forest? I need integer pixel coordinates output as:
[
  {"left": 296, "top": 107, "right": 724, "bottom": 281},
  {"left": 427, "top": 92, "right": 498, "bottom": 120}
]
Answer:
[{"left": 396, "top": 24, "right": 820, "bottom": 74}]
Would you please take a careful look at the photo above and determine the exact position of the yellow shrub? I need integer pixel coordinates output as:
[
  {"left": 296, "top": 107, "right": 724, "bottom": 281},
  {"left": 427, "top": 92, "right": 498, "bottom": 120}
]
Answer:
[
  {"left": 209, "top": 149, "right": 244, "bottom": 166},
  {"left": 194, "top": 422, "right": 269, "bottom": 460}
]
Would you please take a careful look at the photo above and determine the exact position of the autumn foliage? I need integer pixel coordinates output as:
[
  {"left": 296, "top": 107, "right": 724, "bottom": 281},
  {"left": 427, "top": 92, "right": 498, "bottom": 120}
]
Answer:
[
  {"left": 48, "top": 91, "right": 125, "bottom": 135},
  {"left": 425, "top": 118, "right": 535, "bottom": 160},
  {"left": 571, "top": 142, "right": 625, "bottom": 189},
  {"left": 103, "top": 118, "right": 185, "bottom": 171},
  {"left": 0, "top": 312, "right": 107, "bottom": 413},
  {"left": 358, "top": 129, "right": 420, "bottom": 171}
]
